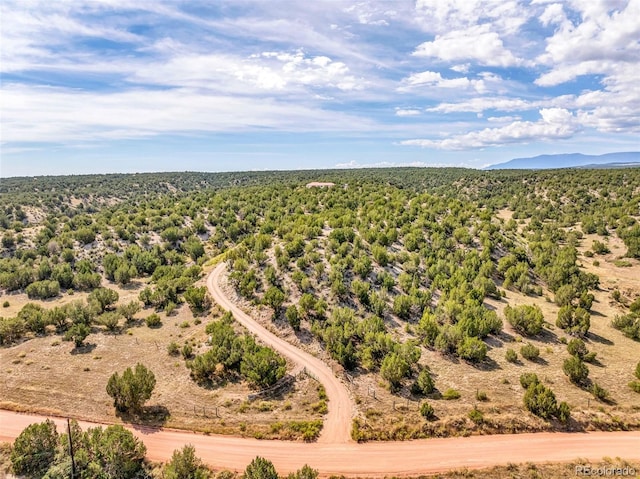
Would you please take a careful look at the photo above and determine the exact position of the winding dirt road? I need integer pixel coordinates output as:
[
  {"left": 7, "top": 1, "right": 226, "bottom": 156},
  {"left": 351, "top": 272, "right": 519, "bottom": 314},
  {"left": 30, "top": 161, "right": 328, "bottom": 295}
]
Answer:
[
  {"left": 206, "top": 262, "right": 353, "bottom": 444},
  {"left": 1, "top": 263, "right": 638, "bottom": 475}
]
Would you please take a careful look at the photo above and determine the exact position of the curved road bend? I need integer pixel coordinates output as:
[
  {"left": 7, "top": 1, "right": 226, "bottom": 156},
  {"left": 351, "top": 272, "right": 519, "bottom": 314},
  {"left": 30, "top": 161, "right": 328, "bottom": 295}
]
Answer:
[
  {"left": 1, "top": 411, "right": 638, "bottom": 476},
  {"left": 207, "top": 263, "right": 353, "bottom": 444}
]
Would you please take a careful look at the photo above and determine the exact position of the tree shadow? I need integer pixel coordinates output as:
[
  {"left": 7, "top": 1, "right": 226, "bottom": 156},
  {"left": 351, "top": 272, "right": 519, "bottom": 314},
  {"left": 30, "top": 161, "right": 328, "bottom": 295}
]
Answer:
[
  {"left": 527, "top": 356, "right": 549, "bottom": 366},
  {"left": 294, "top": 327, "right": 314, "bottom": 345},
  {"left": 118, "top": 405, "right": 170, "bottom": 430},
  {"left": 536, "top": 328, "right": 560, "bottom": 345},
  {"left": 70, "top": 343, "right": 96, "bottom": 354},
  {"left": 472, "top": 356, "right": 501, "bottom": 371},
  {"left": 587, "top": 331, "right": 614, "bottom": 345}
]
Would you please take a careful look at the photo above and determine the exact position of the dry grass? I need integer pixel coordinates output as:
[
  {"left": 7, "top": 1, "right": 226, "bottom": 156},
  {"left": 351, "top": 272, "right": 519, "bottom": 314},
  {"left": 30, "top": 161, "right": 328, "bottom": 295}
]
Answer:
[
  {"left": 0, "top": 279, "right": 324, "bottom": 441},
  {"left": 376, "top": 458, "right": 640, "bottom": 479}
]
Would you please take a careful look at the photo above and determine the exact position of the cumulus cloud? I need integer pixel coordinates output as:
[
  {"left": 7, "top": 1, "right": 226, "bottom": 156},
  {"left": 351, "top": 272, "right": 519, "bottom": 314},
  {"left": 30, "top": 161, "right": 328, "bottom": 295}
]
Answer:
[
  {"left": 401, "top": 108, "right": 579, "bottom": 150},
  {"left": 413, "top": 24, "right": 522, "bottom": 67}
]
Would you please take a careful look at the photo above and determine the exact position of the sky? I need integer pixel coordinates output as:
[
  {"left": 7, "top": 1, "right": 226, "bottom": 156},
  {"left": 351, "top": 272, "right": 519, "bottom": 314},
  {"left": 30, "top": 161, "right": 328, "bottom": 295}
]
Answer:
[{"left": 1, "top": 0, "right": 639, "bottom": 177}]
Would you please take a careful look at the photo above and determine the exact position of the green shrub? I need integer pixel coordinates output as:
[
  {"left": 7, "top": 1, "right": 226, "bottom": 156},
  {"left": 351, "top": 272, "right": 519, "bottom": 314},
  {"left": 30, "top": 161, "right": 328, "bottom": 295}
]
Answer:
[
  {"left": 475, "top": 390, "right": 488, "bottom": 401},
  {"left": 504, "top": 304, "right": 544, "bottom": 336},
  {"left": 167, "top": 341, "right": 179, "bottom": 356},
  {"left": 411, "top": 368, "right": 435, "bottom": 395},
  {"left": 443, "top": 388, "right": 461, "bottom": 400},
  {"left": 557, "top": 401, "right": 571, "bottom": 423},
  {"left": 590, "top": 382, "right": 610, "bottom": 402},
  {"left": 629, "top": 381, "right": 640, "bottom": 393},
  {"left": 468, "top": 408, "right": 484, "bottom": 424},
  {"left": 457, "top": 336, "right": 488, "bottom": 362},
  {"left": 145, "top": 313, "right": 162, "bottom": 328},
  {"left": 419, "top": 401, "right": 435, "bottom": 420},
  {"left": 636, "top": 361, "right": 640, "bottom": 380},
  {"left": 181, "top": 343, "right": 193, "bottom": 359},
  {"left": 520, "top": 343, "right": 540, "bottom": 361},
  {"left": 523, "top": 383, "right": 557, "bottom": 419},
  {"left": 556, "top": 305, "right": 590, "bottom": 337},
  {"left": 563, "top": 356, "right": 589, "bottom": 385},
  {"left": 611, "top": 313, "right": 640, "bottom": 340},
  {"left": 519, "top": 372, "right": 540, "bottom": 389},
  {"left": 505, "top": 348, "right": 518, "bottom": 363}
]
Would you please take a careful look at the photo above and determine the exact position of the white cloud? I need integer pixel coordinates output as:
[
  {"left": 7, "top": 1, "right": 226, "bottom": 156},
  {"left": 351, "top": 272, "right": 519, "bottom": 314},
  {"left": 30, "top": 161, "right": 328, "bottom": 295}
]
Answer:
[
  {"left": 536, "top": 0, "right": 640, "bottom": 85},
  {"left": 487, "top": 115, "right": 522, "bottom": 122},
  {"left": 395, "top": 108, "right": 422, "bottom": 116},
  {"left": 0, "top": 83, "right": 376, "bottom": 143},
  {"left": 401, "top": 108, "right": 579, "bottom": 150},
  {"left": 399, "top": 70, "right": 486, "bottom": 93},
  {"left": 426, "top": 97, "right": 533, "bottom": 113},
  {"left": 539, "top": 3, "right": 566, "bottom": 27},
  {"left": 413, "top": 24, "right": 522, "bottom": 67}
]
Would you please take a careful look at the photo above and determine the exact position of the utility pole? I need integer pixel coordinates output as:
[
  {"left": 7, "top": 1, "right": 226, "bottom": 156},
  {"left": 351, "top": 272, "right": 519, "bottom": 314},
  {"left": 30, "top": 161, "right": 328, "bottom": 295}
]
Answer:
[{"left": 67, "top": 418, "right": 76, "bottom": 479}]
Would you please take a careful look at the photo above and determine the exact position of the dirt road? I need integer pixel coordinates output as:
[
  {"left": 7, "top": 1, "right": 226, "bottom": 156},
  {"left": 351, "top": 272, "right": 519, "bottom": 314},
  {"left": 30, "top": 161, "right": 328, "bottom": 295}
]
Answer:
[
  {"left": 2, "top": 263, "right": 638, "bottom": 475},
  {"left": 1, "top": 410, "right": 639, "bottom": 476},
  {"left": 207, "top": 263, "right": 353, "bottom": 444}
]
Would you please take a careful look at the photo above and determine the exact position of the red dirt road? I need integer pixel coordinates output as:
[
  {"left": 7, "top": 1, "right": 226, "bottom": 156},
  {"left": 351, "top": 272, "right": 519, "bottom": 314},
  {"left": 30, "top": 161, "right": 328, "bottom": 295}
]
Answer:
[
  {"left": 1, "top": 410, "right": 639, "bottom": 476},
  {"left": 1, "top": 263, "right": 638, "bottom": 475},
  {"left": 207, "top": 263, "right": 354, "bottom": 444}
]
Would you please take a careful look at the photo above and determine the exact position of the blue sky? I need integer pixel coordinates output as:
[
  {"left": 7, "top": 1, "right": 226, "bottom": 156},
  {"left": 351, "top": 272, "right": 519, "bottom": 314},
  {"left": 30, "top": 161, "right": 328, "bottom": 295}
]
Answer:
[{"left": 1, "top": 0, "right": 639, "bottom": 177}]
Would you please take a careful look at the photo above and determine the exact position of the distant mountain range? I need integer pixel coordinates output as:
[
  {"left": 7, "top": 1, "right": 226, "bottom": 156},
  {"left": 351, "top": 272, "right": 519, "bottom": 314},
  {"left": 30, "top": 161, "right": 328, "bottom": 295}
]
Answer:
[{"left": 486, "top": 152, "right": 640, "bottom": 170}]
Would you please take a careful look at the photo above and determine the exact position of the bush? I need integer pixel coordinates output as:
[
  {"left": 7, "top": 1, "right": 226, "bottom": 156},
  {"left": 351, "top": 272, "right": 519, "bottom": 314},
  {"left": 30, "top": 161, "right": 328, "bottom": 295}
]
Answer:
[
  {"left": 556, "top": 305, "right": 590, "bottom": 337},
  {"left": 244, "top": 456, "right": 278, "bottom": 479},
  {"left": 88, "top": 287, "right": 119, "bottom": 313},
  {"left": 519, "top": 372, "right": 540, "bottom": 389},
  {"left": 443, "top": 388, "right": 461, "bottom": 400},
  {"left": 629, "top": 381, "right": 640, "bottom": 393},
  {"left": 64, "top": 323, "right": 91, "bottom": 347},
  {"left": 505, "top": 348, "right": 518, "bottom": 363},
  {"left": 419, "top": 401, "right": 435, "bottom": 420},
  {"left": 557, "top": 401, "right": 571, "bottom": 423},
  {"left": 504, "top": 304, "right": 544, "bottom": 336},
  {"left": 520, "top": 343, "right": 540, "bottom": 361},
  {"left": 563, "top": 356, "right": 589, "bottom": 385},
  {"left": 164, "top": 444, "right": 210, "bottom": 479},
  {"left": 475, "top": 390, "right": 488, "bottom": 401},
  {"left": 25, "top": 279, "right": 60, "bottom": 299},
  {"left": 167, "top": 341, "right": 180, "bottom": 356},
  {"left": 468, "top": 408, "right": 484, "bottom": 424},
  {"left": 184, "top": 286, "right": 211, "bottom": 315},
  {"left": 10, "top": 419, "right": 58, "bottom": 477},
  {"left": 181, "top": 343, "right": 194, "bottom": 359},
  {"left": 611, "top": 313, "right": 640, "bottom": 340},
  {"left": 145, "top": 313, "right": 162, "bottom": 328},
  {"left": 411, "top": 368, "right": 435, "bottom": 395},
  {"left": 567, "top": 338, "right": 588, "bottom": 358},
  {"left": 523, "top": 383, "right": 557, "bottom": 419},
  {"left": 106, "top": 363, "right": 156, "bottom": 413},
  {"left": 457, "top": 336, "right": 488, "bottom": 362},
  {"left": 241, "top": 345, "right": 286, "bottom": 388},
  {"left": 287, "top": 465, "right": 319, "bottom": 479},
  {"left": 590, "top": 382, "right": 610, "bottom": 402},
  {"left": 636, "top": 361, "right": 640, "bottom": 380},
  {"left": 285, "top": 305, "right": 300, "bottom": 330},
  {"left": 380, "top": 352, "right": 410, "bottom": 390}
]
